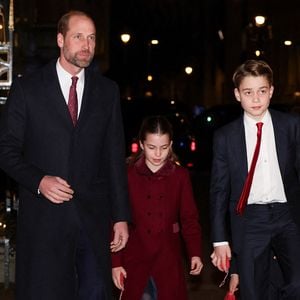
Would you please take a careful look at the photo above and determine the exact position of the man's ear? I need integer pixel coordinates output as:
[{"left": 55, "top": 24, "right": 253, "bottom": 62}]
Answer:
[
  {"left": 57, "top": 33, "right": 64, "bottom": 48},
  {"left": 234, "top": 88, "right": 241, "bottom": 102}
]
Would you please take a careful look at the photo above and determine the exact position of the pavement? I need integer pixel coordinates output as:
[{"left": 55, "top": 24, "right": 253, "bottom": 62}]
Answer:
[{"left": 0, "top": 170, "right": 229, "bottom": 299}]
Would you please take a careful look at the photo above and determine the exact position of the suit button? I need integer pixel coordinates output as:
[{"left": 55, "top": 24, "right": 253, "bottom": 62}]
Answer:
[
  {"left": 147, "top": 212, "right": 151, "bottom": 216},
  {"left": 147, "top": 229, "right": 151, "bottom": 234},
  {"left": 147, "top": 195, "right": 151, "bottom": 199}
]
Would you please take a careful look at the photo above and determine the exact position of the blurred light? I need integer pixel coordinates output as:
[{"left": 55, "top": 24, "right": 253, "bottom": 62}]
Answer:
[
  {"left": 218, "top": 30, "right": 224, "bottom": 40},
  {"left": 185, "top": 66, "right": 193, "bottom": 75},
  {"left": 284, "top": 40, "right": 292, "bottom": 46},
  {"left": 131, "top": 142, "right": 139, "bottom": 153},
  {"left": 255, "top": 50, "right": 261, "bottom": 57},
  {"left": 145, "top": 91, "right": 152, "bottom": 97},
  {"left": 255, "top": 16, "right": 266, "bottom": 26},
  {"left": 0, "top": 222, "right": 2, "bottom": 226},
  {"left": 294, "top": 91, "right": 300, "bottom": 97},
  {"left": 147, "top": 75, "right": 153, "bottom": 81},
  {"left": 150, "top": 39, "right": 159, "bottom": 45},
  {"left": 0, "top": 24, "right": 3, "bottom": 30},
  {"left": 170, "top": 100, "right": 175, "bottom": 105},
  {"left": 126, "top": 96, "right": 132, "bottom": 101},
  {"left": 120, "top": 33, "right": 131, "bottom": 44},
  {"left": 187, "top": 162, "right": 194, "bottom": 168},
  {"left": 190, "top": 140, "right": 196, "bottom": 152},
  {"left": 3, "top": 224, "right": 6, "bottom": 229},
  {"left": 206, "top": 116, "right": 212, "bottom": 123}
]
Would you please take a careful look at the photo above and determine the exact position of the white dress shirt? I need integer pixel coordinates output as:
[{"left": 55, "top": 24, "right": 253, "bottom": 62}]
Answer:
[
  {"left": 56, "top": 59, "right": 85, "bottom": 117},
  {"left": 244, "top": 111, "right": 287, "bottom": 204}
]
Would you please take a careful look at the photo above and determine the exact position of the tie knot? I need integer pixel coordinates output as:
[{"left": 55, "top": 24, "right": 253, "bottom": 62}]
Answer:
[
  {"left": 71, "top": 76, "right": 78, "bottom": 87},
  {"left": 256, "top": 122, "right": 263, "bottom": 133}
]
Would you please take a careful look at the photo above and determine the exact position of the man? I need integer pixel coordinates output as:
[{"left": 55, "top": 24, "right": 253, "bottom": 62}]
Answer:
[
  {"left": 210, "top": 60, "right": 300, "bottom": 299},
  {"left": 0, "top": 10, "right": 130, "bottom": 300}
]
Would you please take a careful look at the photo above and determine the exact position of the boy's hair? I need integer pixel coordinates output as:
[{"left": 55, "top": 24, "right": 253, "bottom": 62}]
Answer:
[
  {"left": 57, "top": 10, "right": 94, "bottom": 37},
  {"left": 232, "top": 60, "right": 273, "bottom": 88}
]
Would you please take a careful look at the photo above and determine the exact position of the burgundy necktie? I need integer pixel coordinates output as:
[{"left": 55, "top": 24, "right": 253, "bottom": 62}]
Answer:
[
  {"left": 68, "top": 76, "right": 78, "bottom": 126},
  {"left": 236, "top": 122, "right": 263, "bottom": 215}
]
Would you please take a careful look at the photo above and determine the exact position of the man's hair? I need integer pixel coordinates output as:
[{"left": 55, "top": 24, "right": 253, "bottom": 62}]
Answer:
[
  {"left": 232, "top": 60, "right": 273, "bottom": 88},
  {"left": 57, "top": 10, "right": 94, "bottom": 37}
]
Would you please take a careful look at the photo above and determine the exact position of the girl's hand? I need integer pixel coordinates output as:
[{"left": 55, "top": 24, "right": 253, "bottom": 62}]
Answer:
[
  {"left": 112, "top": 266, "right": 127, "bottom": 290},
  {"left": 190, "top": 256, "right": 203, "bottom": 275}
]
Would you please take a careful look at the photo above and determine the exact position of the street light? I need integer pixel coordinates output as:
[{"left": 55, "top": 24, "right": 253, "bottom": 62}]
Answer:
[
  {"left": 120, "top": 33, "right": 131, "bottom": 44},
  {"left": 255, "top": 15, "right": 266, "bottom": 27},
  {"left": 185, "top": 66, "right": 193, "bottom": 75}
]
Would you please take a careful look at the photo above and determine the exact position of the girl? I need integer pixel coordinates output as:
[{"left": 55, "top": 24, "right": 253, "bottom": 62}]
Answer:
[{"left": 111, "top": 115, "right": 203, "bottom": 300}]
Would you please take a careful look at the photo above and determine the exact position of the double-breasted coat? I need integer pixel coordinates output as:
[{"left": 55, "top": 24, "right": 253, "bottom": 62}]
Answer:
[
  {"left": 112, "top": 157, "right": 202, "bottom": 300},
  {"left": 0, "top": 60, "right": 130, "bottom": 300}
]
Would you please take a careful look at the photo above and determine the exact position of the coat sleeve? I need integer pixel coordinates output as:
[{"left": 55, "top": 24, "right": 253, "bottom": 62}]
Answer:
[
  {"left": 179, "top": 168, "right": 203, "bottom": 259},
  {"left": 102, "top": 83, "right": 131, "bottom": 223},
  {"left": 0, "top": 78, "right": 44, "bottom": 193},
  {"left": 209, "top": 129, "right": 231, "bottom": 243}
]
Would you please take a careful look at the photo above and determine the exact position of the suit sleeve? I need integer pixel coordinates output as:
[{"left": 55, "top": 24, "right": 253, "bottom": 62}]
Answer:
[
  {"left": 0, "top": 78, "right": 44, "bottom": 193},
  {"left": 179, "top": 168, "right": 202, "bottom": 259},
  {"left": 210, "top": 129, "right": 231, "bottom": 243}
]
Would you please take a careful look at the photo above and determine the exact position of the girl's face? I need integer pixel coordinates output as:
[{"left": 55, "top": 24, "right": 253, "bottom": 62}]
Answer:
[
  {"left": 234, "top": 75, "right": 274, "bottom": 121},
  {"left": 140, "top": 133, "right": 172, "bottom": 173}
]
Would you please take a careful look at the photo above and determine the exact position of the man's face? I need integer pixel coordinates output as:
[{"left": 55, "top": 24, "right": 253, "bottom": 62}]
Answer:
[
  {"left": 234, "top": 75, "right": 274, "bottom": 121},
  {"left": 57, "top": 15, "right": 96, "bottom": 73}
]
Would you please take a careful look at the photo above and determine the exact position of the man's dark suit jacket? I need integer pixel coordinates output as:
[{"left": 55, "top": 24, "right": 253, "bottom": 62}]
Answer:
[
  {"left": 210, "top": 108, "right": 300, "bottom": 253},
  {"left": 0, "top": 60, "right": 130, "bottom": 299}
]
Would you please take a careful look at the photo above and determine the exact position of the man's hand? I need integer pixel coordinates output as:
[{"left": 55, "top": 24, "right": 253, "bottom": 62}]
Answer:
[
  {"left": 38, "top": 175, "right": 74, "bottom": 204},
  {"left": 210, "top": 244, "right": 231, "bottom": 272},
  {"left": 110, "top": 221, "right": 129, "bottom": 252}
]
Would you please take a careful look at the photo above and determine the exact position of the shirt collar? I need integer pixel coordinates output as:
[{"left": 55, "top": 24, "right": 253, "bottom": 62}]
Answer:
[
  {"left": 56, "top": 59, "right": 85, "bottom": 84},
  {"left": 243, "top": 109, "right": 271, "bottom": 128}
]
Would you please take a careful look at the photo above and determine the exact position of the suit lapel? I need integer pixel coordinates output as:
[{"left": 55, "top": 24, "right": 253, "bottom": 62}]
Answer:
[
  {"left": 232, "top": 117, "right": 248, "bottom": 178},
  {"left": 43, "top": 62, "right": 74, "bottom": 127}
]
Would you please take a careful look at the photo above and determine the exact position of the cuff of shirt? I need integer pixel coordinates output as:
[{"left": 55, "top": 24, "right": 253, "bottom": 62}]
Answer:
[{"left": 213, "top": 241, "right": 229, "bottom": 247}]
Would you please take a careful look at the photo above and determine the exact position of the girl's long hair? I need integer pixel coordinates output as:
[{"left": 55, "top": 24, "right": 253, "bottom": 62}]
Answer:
[{"left": 127, "top": 115, "right": 178, "bottom": 165}]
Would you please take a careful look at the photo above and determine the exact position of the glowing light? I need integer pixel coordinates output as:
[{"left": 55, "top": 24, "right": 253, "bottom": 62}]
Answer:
[
  {"left": 284, "top": 40, "right": 292, "bottom": 46},
  {"left": 120, "top": 33, "right": 131, "bottom": 44},
  {"left": 255, "top": 16, "right": 266, "bottom": 26},
  {"left": 131, "top": 142, "right": 139, "bottom": 153},
  {"left": 185, "top": 66, "right": 193, "bottom": 75}
]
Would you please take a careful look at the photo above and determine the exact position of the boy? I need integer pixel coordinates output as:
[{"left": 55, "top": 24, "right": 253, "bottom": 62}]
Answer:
[{"left": 210, "top": 60, "right": 300, "bottom": 299}]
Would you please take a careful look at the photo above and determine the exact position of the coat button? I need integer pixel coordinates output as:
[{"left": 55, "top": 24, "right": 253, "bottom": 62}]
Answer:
[{"left": 147, "top": 229, "right": 151, "bottom": 234}]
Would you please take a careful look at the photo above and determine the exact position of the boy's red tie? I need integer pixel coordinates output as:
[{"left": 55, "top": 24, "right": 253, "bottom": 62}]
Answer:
[{"left": 236, "top": 122, "right": 263, "bottom": 215}]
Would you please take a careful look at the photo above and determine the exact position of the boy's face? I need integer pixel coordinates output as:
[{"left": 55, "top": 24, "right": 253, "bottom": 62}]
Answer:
[{"left": 234, "top": 75, "right": 274, "bottom": 121}]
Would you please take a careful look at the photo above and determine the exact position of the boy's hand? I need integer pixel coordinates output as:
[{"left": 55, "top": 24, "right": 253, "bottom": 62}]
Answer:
[{"left": 211, "top": 244, "right": 231, "bottom": 272}]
